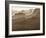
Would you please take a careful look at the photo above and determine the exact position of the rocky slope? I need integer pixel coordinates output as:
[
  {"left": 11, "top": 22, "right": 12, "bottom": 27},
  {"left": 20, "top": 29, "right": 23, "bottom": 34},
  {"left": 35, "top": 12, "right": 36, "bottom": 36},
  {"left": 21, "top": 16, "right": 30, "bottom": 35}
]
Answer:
[{"left": 12, "top": 8, "right": 40, "bottom": 31}]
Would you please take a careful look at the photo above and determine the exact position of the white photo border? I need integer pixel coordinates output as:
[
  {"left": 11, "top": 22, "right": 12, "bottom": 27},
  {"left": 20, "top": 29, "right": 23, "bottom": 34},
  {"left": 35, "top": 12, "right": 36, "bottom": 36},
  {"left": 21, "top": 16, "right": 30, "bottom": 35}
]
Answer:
[{"left": 9, "top": 4, "right": 43, "bottom": 35}]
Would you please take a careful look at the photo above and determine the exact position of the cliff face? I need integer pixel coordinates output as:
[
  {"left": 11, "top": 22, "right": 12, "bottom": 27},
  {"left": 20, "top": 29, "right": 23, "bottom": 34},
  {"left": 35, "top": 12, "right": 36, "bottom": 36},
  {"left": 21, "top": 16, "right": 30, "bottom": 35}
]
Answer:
[{"left": 12, "top": 8, "right": 40, "bottom": 31}]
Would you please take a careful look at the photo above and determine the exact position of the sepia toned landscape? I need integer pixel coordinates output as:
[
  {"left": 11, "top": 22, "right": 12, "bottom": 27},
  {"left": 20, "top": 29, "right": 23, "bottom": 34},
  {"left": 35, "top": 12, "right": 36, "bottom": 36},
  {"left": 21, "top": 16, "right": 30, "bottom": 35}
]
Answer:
[{"left": 12, "top": 7, "right": 40, "bottom": 31}]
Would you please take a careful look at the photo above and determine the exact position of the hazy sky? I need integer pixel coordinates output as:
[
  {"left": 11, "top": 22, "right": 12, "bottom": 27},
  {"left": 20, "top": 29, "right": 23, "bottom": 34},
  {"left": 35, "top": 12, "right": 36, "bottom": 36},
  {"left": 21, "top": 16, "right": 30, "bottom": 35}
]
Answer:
[{"left": 12, "top": 6, "right": 35, "bottom": 11}]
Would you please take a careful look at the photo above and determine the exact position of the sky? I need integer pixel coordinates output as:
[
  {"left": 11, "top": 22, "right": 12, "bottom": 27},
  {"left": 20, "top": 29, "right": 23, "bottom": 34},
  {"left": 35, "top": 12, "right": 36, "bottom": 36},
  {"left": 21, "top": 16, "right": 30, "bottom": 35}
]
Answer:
[{"left": 12, "top": 6, "right": 35, "bottom": 11}]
